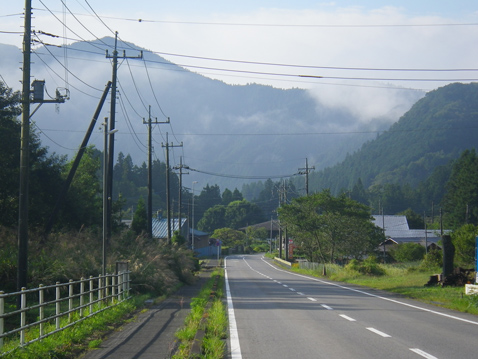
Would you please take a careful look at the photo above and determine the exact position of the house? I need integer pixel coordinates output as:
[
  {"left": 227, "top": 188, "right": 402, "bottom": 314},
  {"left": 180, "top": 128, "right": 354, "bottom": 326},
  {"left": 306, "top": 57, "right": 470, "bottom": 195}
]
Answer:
[
  {"left": 152, "top": 217, "right": 188, "bottom": 239},
  {"left": 372, "top": 215, "right": 443, "bottom": 251}
]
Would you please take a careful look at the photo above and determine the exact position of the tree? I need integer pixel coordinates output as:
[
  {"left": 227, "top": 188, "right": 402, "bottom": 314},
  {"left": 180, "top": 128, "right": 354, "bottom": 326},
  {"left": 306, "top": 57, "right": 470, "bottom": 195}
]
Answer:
[
  {"left": 132, "top": 197, "right": 147, "bottom": 234},
  {"left": 442, "top": 149, "right": 478, "bottom": 228},
  {"left": 390, "top": 243, "right": 426, "bottom": 262},
  {"left": 198, "top": 205, "right": 226, "bottom": 233},
  {"left": 399, "top": 208, "right": 424, "bottom": 229},
  {"left": 451, "top": 224, "right": 478, "bottom": 267},
  {"left": 211, "top": 227, "right": 246, "bottom": 248},
  {"left": 225, "top": 200, "right": 265, "bottom": 229},
  {"left": 279, "top": 189, "right": 383, "bottom": 263}
]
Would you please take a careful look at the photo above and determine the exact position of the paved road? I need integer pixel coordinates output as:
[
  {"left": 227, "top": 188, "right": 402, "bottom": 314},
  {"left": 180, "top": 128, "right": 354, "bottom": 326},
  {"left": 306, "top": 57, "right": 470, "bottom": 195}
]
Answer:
[{"left": 225, "top": 254, "right": 478, "bottom": 359}]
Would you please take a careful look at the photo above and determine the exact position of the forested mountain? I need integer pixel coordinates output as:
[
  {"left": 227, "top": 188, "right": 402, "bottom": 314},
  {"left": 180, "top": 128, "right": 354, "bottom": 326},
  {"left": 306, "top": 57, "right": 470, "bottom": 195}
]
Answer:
[
  {"left": 303, "top": 82, "right": 478, "bottom": 195},
  {"left": 0, "top": 39, "right": 422, "bottom": 190}
]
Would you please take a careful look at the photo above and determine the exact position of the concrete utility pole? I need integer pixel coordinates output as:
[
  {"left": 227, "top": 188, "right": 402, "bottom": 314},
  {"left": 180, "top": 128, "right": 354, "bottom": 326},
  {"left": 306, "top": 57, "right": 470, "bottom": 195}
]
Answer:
[
  {"left": 105, "top": 32, "right": 142, "bottom": 241},
  {"left": 18, "top": 0, "right": 67, "bottom": 293},
  {"left": 143, "top": 105, "right": 169, "bottom": 239},
  {"left": 298, "top": 158, "right": 315, "bottom": 196},
  {"left": 173, "top": 156, "right": 189, "bottom": 235},
  {"left": 162, "top": 133, "right": 183, "bottom": 243}
]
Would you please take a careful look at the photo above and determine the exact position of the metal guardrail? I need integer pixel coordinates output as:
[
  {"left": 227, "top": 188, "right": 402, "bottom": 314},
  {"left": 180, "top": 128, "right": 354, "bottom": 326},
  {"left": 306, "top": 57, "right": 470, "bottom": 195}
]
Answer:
[{"left": 0, "top": 271, "right": 131, "bottom": 355}]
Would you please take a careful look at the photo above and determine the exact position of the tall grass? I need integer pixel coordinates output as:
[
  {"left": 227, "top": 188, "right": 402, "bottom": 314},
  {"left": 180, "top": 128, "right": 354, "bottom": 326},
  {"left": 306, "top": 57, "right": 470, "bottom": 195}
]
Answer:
[{"left": 1, "top": 295, "right": 146, "bottom": 359}]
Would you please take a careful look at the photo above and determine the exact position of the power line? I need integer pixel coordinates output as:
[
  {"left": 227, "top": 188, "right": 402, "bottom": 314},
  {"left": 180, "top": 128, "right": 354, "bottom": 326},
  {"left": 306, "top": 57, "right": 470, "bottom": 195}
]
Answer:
[{"left": 188, "top": 167, "right": 297, "bottom": 180}]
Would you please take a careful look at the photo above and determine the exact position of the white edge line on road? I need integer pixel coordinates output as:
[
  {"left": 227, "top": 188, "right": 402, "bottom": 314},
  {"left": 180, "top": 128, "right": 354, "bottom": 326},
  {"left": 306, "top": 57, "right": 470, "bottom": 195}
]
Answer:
[
  {"left": 225, "top": 257, "right": 242, "bottom": 359},
  {"left": 339, "top": 314, "right": 356, "bottom": 322},
  {"left": 409, "top": 348, "right": 439, "bottom": 359},
  {"left": 260, "top": 257, "right": 478, "bottom": 326},
  {"left": 366, "top": 327, "right": 391, "bottom": 338}
]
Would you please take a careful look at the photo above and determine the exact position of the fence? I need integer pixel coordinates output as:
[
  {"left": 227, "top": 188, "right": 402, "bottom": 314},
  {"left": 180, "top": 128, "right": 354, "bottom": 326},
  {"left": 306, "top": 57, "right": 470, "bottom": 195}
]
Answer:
[{"left": 0, "top": 269, "right": 131, "bottom": 355}]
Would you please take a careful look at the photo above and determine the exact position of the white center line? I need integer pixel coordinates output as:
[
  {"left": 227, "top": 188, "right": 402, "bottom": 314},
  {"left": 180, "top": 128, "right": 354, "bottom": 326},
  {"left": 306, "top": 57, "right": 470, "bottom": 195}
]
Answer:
[
  {"left": 409, "top": 348, "right": 439, "bottom": 359},
  {"left": 366, "top": 327, "right": 391, "bottom": 338},
  {"left": 297, "top": 292, "right": 305, "bottom": 296},
  {"left": 321, "top": 304, "right": 333, "bottom": 310},
  {"left": 289, "top": 288, "right": 296, "bottom": 291},
  {"left": 307, "top": 297, "right": 317, "bottom": 302},
  {"left": 283, "top": 284, "right": 288, "bottom": 287},
  {"left": 339, "top": 314, "right": 356, "bottom": 321}
]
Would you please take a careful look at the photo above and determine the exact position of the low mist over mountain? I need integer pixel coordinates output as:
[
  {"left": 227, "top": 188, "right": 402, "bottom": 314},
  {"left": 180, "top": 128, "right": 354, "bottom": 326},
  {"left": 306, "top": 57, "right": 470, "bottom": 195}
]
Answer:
[
  {"left": 303, "top": 82, "right": 478, "bottom": 194},
  {"left": 1, "top": 38, "right": 424, "bottom": 190}
]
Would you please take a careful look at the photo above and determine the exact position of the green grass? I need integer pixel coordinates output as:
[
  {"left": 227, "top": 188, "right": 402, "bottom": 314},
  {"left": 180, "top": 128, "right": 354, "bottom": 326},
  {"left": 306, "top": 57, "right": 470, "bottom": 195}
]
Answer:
[
  {"left": 0, "top": 295, "right": 148, "bottom": 359},
  {"left": 173, "top": 270, "right": 227, "bottom": 359},
  {"left": 291, "top": 263, "right": 478, "bottom": 315}
]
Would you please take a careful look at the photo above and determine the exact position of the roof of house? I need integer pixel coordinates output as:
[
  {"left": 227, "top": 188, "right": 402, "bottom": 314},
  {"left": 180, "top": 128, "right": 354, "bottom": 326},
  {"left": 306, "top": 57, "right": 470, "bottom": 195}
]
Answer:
[{"left": 152, "top": 218, "right": 187, "bottom": 239}]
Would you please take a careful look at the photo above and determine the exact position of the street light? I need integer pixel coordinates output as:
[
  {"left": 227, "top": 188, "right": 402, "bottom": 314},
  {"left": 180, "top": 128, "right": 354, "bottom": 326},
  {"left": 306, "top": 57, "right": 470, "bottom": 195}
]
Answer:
[
  {"left": 103, "top": 120, "right": 118, "bottom": 277},
  {"left": 192, "top": 181, "right": 198, "bottom": 251}
]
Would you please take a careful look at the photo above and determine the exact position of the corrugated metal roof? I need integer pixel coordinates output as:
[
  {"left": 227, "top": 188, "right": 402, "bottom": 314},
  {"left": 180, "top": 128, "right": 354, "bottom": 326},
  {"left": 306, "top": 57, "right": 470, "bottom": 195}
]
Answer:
[
  {"left": 152, "top": 218, "right": 187, "bottom": 239},
  {"left": 372, "top": 215, "right": 409, "bottom": 232}
]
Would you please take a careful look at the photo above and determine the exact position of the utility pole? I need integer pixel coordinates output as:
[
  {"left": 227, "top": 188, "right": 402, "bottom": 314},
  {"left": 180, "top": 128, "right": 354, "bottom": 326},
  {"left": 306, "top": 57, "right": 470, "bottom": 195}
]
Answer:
[
  {"left": 105, "top": 32, "right": 142, "bottom": 241},
  {"left": 143, "top": 105, "right": 169, "bottom": 239},
  {"left": 17, "top": 0, "right": 33, "bottom": 293},
  {"left": 298, "top": 158, "right": 315, "bottom": 196},
  {"left": 162, "top": 133, "right": 183, "bottom": 243},
  {"left": 18, "top": 0, "right": 67, "bottom": 294},
  {"left": 173, "top": 156, "right": 189, "bottom": 235}
]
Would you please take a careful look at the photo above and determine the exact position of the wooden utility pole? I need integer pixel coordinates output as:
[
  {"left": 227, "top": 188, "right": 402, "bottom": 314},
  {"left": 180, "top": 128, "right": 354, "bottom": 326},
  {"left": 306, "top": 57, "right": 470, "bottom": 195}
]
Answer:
[
  {"left": 162, "top": 133, "right": 183, "bottom": 243},
  {"left": 17, "top": 0, "right": 33, "bottom": 292},
  {"left": 18, "top": 1, "right": 66, "bottom": 293},
  {"left": 105, "top": 32, "right": 142, "bottom": 240},
  {"left": 143, "top": 106, "right": 169, "bottom": 239},
  {"left": 173, "top": 156, "right": 189, "bottom": 234},
  {"left": 298, "top": 158, "right": 315, "bottom": 196}
]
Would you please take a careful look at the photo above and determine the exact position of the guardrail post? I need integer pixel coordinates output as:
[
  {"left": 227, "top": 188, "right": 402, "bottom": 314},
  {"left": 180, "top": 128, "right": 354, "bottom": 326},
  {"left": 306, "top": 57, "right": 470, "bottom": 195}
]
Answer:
[
  {"left": 98, "top": 276, "right": 103, "bottom": 302},
  {"left": 117, "top": 272, "right": 122, "bottom": 301},
  {"left": 68, "top": 279, "right": 73, "bottom": 322},
  {"left": 56, "top": 283, "right": 61, "bottom": 330},
  {"left": 111, "top": 274, "right": 116, "bottom": 304},
  {"left": 122, "top": 272, "right": 127, "bottom": 300},
  {"left": 39, "top": 285, "right": 44, "bottom": 338},
  {"left": 80, "top": 278, "right": 85, "bottom": 317},
  {"left": 105, "top": 274, "right": 109, "bottom": 304},
  {"left": 20, "top": 287, "right": 26, "bottom": 346},
  {"left": 0, "top": 291, "right": 4, "bottom": 350},
  {"left": 89, "top": 276, "right": 93, "bottom": 315}
]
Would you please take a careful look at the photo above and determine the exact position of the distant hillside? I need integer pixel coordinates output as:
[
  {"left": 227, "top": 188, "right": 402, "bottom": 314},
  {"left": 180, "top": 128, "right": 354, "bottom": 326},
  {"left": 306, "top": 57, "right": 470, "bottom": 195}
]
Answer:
[
  {"left": 305, "top": 82, "right": 478, "bottom": 193},
  {"left": 0, "top": 39, "right": 423, "bottom": 191}
]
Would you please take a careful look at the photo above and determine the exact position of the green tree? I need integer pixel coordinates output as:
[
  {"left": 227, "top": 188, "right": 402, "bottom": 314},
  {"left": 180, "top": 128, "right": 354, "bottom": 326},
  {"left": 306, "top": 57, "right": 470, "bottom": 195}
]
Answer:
[
  {"left": 211, "top": 227, "right": 246, "bottom": 248},
  {"left": 390, "top": 243, "right": 426, "bottom": 262},
  {"left": 399, "top": 208, "right": 425, "bottom": 229},
  {"left": 442, "top": 149, "right": 478, "bottom": 228},
  {"left": 224, "top": 200, "right": 265, "bottom": 229},
  {"left": 279, "top": 190, "right": 383, "bottom": 263},
  {"left": 132, "top": 197, "right": 147, "bottom": 234},
  {"left": 451, "top": 224, "right": 478, "bottom": 267},
  {"left": 198, "top": 205, "right": 226, "bottom": 233},
  {"left": 0, "top": 81, "right": 68, "bottom": 229}
]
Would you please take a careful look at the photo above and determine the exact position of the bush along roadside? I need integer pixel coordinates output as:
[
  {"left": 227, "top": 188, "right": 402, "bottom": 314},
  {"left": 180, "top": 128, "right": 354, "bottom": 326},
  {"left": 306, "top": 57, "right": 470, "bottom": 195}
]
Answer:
[{"left": 173, "top": 269, "right": 227, "bottom": 359}]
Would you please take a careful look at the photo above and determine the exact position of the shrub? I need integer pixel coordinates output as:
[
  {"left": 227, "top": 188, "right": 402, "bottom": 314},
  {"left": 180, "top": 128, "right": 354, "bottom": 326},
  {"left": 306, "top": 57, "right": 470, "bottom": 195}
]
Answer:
[
  {"left": 390, "top": 243, "right": 426, "bottom": 263},
  {"left": 420, "top": 249, "right": 442, "bottom": 270},
  {"left": 360, "top": 256, "right": 385, "bottom": 276}
]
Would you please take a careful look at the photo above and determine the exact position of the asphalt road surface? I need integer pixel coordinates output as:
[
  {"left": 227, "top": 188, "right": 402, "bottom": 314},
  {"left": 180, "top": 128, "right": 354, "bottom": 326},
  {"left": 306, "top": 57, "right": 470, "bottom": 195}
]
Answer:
[{"left": 225, "top": 254, "right": 478, "bottom": 359}]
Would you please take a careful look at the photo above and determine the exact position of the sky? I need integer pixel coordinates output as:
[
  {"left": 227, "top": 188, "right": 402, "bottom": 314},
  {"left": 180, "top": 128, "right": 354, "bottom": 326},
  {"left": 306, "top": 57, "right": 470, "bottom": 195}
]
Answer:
[
  {"left": 1, "top": 1, "right": 478, "bottom": 189},
  {"left": 2, "top": 1, "right": 478, "bottom": 92}
]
